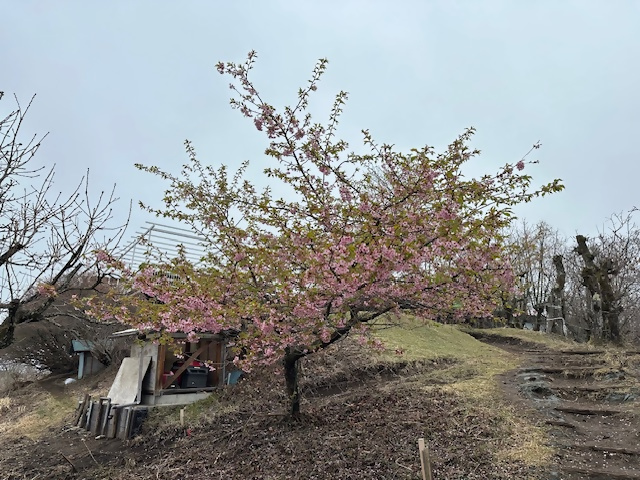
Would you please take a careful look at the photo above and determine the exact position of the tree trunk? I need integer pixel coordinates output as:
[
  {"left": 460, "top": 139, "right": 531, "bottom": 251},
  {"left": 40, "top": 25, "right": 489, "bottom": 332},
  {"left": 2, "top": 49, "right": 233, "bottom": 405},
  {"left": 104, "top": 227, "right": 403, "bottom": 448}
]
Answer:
[
  {"left": 503, "top": 297, "right": 516, "bottom": 327},
  {"left": 533, "top": 305, "right": 544, "bottom": 331},
  {"left": 283, "top": 353, "right": 301, "bottom": 416},
  {"left": 0, "top": 320, "right": 15, "bottom": 349},
  {"left": 0, "top": 300, "right": 20, "bottom": 349},
  {"left": 575, "top": 235, "right": 622, "bottom": 343},
  {"left": 546, "top": 254, "right": 566, "bottom": 335},
  {"left": 0, "top": 296, "right": 57, "bottom": 349}
]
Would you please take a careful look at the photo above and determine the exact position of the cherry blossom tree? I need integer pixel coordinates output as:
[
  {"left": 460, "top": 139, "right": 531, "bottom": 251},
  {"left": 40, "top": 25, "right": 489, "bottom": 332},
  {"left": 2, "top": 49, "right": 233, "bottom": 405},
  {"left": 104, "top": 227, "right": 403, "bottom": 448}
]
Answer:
[{"left": 91, "top": 53, "right": 563, "bottom": 415}]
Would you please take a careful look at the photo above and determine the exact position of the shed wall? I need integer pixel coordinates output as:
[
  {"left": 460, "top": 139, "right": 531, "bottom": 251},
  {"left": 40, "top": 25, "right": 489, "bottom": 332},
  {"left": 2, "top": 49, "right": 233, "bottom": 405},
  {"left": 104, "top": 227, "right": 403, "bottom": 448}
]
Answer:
[{"left": 130, "top": 343, "right": 159, "bottom": 393}]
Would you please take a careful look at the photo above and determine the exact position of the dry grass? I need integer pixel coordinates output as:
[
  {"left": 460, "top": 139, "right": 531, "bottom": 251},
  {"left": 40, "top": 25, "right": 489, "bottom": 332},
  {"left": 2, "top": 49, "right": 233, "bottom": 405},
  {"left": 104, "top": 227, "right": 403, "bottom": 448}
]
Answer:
[
  {"left": 0, "top": 392, "right": 75, "bottom": 439},
  {"left": 371, "top": 320, "right": 553, "bottom": 469},
  {"left": 602, "top": 350, "right": 631, "bottom": 369},
  {"left": 0, "top": 396, "right": 11, "bottom": 412},
  {"left": 143, "top": 392, "right": 241, "bottom": 434},
  {"left": 0, "top": 366, "right": 116, "bottom": 442},
  {"left": 372, "top": 321, "right": 518, "bottom": 389}
]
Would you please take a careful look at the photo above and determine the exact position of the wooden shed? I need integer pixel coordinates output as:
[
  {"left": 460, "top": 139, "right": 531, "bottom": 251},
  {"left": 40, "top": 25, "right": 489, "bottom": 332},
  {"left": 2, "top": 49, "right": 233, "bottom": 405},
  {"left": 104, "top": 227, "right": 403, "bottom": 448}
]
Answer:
[{"left": 109, "top": 330, "right": 235, "bottom": 406}]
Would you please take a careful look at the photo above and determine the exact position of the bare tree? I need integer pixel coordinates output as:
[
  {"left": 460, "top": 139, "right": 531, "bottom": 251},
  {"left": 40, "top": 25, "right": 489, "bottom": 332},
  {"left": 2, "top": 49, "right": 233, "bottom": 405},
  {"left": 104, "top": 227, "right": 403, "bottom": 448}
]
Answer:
[
  {"left": 574, "top": 235, "right": 622, "bottom": 342},
  {"left": 544, "top": 254, "right": 567, "bottom": 335},
  {"left": 505, "top": 214, "right": 640, "bottom": 344},
  {"left": 570, "top": 212, "right": 640, "bottom": 343},
  {"left": 0, "top": 92, "right": 129, "bottom": 349},
  {"left": 597, "top": 212, "right": 640, "bottom": 341},
  {"left": 507, "top": 220, "right": 566, "bottom": 330}
]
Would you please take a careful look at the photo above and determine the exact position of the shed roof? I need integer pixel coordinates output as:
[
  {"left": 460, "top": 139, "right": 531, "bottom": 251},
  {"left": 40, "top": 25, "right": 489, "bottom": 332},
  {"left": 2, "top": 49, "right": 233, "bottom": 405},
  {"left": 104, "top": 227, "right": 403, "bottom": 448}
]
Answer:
[
  {"left": 71, "top": 340, "right": 96, "bottom": 352},
  {"left": 111, "top": 329, "right": 227, "bottom": 340}
]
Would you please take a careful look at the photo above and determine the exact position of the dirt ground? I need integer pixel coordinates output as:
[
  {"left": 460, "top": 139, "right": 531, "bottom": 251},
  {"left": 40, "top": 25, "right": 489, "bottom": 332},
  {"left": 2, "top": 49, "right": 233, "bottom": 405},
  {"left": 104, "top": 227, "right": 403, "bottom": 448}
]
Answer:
[
  {"left": 1, "top": 329, "right": 639, "bottom": 479},
  {"left": 0, "top": 336, "right": 533, "bottom": 480},
  {"left": 471, "top": 331, "right": 640, "bottom": 480}
]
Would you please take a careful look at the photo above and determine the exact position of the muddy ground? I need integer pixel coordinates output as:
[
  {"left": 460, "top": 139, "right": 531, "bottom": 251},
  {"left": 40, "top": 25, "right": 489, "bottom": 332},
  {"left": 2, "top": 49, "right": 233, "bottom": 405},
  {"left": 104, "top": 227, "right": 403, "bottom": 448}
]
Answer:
[{"left": 472, "top": 332, "right": 640, "bottom": 480}]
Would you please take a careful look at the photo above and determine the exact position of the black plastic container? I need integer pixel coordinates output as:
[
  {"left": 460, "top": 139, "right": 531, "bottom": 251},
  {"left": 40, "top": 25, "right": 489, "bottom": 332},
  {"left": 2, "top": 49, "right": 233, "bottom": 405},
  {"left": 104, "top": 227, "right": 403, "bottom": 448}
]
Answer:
[{"left": 180, "top": 366, "right": 208, "bottom": 388}]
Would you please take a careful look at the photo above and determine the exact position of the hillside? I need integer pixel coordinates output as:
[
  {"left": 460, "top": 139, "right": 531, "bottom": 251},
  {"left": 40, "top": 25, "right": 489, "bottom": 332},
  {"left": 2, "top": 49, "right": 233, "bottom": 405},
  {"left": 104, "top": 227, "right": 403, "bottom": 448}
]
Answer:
[{"left": 0, "top": 323, "right": 638, "bottom": 479}]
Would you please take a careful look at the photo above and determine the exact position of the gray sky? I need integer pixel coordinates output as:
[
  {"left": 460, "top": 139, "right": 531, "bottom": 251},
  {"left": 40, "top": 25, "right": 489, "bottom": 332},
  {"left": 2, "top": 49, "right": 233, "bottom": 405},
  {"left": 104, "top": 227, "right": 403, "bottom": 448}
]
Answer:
[{"left": 2, "top": 1, "right": 639, "bottom": 241}]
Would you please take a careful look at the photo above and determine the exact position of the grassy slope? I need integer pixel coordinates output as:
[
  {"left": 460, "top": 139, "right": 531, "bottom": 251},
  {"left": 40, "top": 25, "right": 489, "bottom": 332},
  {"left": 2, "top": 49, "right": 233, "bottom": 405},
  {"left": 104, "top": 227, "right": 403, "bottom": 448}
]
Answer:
[
  {"left": 373, "top": 321, "right": 552, "bottom": 466},
  {"left": 0, "top": 366, "right": 114, "bottom": 440}
]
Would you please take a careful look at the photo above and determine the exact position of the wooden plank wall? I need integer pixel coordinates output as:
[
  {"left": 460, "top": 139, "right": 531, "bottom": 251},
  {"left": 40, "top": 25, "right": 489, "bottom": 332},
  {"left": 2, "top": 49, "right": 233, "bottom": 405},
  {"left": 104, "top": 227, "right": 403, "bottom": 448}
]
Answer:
[{"left": 74, "top": 396, "right": 146, "bottom": 440}]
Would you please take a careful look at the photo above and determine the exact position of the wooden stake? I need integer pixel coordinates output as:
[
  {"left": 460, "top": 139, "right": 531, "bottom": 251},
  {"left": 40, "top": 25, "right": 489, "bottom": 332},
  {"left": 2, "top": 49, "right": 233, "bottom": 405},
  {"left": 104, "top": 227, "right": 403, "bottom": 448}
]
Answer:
[
  {"left": 59, "top": 452, "right": 77, "bottom": 472},
  {"left": 180, "top": 408, "right": 185, "bottom": 427},
  {"left": 418, "top": 438, "right": 432, "bottom": 480},
  {"left": 82, "top": 438, "right": 99, "bottom": 465}
]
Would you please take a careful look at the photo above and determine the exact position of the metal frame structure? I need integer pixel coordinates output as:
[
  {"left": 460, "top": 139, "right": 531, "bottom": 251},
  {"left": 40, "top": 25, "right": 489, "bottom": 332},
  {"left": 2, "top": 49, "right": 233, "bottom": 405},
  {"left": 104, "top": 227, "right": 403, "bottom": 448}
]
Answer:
[{"left": 117, "top": 221, "right": 208, "bottom": 271}]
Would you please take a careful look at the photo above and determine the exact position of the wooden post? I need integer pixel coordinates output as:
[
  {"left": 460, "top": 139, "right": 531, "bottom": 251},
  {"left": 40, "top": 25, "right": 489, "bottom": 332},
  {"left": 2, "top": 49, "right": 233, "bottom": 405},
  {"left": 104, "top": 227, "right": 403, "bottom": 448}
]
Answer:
[
  {"left": 74, "top": 393, "right": 89, "bottom": 425},
  {"left": 73, "top": 400, "right": 82, "bottom": 423},
  {"left": 221, "top": 343, "right": 227, "bottom": 387},
  {"left": 117, "top": 407, "right": 130, "bottom": 440},
  {"left": 418, "top": 438, "right": 433, "bottom": 480},
  {"left": 99, "top": 398, "right": 111, "bottom": 436},
  {"left": 207, "top": 340, "right": 218, "bottom": 387},
  {"left": 90, "top": 400, "right": 102, "bottom": 435},
  {"left": 77, "top": 394, "right": 91, "bottom": 428},
  {"left": 84, "top": 399, "right": 94, "bottom": 431},
  {"left": 155, "top": 343, "right": 167, "bottom": 393},
  {"left": 107, "top": 406, "right": 120, "bottom": 439},
  {"left": 123, "top": 407, "right": 134, "bottom": 440},
  {"left": 180, "top": 408, "right": 185, "bottom": 427}
]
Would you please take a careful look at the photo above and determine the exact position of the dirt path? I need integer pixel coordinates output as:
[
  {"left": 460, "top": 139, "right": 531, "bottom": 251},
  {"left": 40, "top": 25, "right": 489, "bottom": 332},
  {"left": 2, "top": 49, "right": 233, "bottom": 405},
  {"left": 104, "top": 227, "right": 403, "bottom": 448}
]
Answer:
[{"left": 473, "top": 332, "right": 640, "bottom": 480}]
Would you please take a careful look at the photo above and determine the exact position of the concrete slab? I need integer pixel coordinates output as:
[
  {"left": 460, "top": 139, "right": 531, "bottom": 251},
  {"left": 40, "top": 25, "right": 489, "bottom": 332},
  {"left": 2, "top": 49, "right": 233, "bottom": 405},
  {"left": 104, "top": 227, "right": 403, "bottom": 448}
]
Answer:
[{"left": 108, "top": 356, "right": 151, "bottom": 405}]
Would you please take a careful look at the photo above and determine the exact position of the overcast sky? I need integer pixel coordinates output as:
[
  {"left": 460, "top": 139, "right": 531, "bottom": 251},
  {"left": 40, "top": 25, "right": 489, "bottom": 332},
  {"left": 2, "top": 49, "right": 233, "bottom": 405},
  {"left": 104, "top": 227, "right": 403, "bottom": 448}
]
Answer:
[{"left": 2, "top": 1, "right": 639, "bottom": 244}]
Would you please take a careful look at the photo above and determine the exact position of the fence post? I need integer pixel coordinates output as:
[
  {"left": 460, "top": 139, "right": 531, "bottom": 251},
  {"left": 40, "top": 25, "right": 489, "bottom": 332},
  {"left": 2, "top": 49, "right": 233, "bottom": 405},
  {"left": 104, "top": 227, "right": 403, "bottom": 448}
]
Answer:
[{"left": 418, "top": 438, "right": 433, "bottom": 480}]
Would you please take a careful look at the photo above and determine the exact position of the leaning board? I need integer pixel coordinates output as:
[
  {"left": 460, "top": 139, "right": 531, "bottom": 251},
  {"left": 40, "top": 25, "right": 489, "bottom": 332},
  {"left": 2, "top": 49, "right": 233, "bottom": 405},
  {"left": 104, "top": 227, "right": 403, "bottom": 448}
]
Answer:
[{"left": 107, "top": 356, "right": 152, "bottom": 405}]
